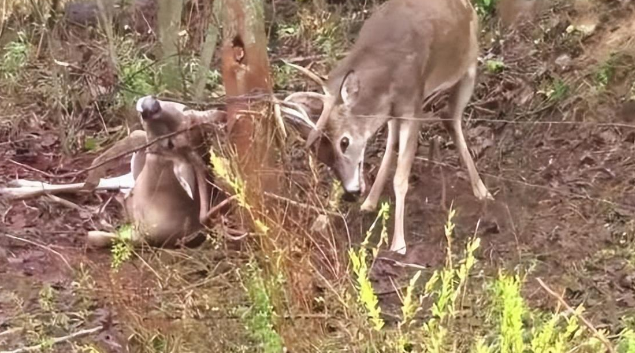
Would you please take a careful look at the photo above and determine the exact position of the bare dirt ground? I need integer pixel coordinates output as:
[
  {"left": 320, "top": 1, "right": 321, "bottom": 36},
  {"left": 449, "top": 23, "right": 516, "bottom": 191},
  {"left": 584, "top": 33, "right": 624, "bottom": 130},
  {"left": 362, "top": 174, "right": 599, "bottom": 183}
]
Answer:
[{"left": 1, "top": 0, "right": 635, "bottom": 351}]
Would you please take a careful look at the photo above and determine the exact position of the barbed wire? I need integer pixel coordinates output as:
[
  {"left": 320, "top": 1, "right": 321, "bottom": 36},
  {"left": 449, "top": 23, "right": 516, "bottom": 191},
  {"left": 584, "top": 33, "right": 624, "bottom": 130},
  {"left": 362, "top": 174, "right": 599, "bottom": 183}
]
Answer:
[
  {"left": 151, "top": 92, "right": 635, "bottom": 129},
  {"left": 414, "top": 155, "right": 635, "bottom": 212}
]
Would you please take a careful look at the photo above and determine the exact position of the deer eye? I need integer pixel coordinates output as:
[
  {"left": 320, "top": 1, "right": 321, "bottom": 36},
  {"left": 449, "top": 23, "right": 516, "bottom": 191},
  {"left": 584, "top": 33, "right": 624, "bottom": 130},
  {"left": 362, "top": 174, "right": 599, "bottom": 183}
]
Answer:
[{"left": 340, "top": 137, "right": 350, "bottom": 153}]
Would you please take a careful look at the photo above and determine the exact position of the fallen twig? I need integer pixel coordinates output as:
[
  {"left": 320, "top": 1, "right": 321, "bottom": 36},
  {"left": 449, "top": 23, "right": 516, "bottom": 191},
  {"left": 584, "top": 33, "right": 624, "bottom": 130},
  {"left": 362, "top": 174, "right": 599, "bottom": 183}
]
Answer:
[
  {"left": 0, "top": 325, "right": 102, "bottom": 353},
  {"left": 536, "top": 278, "right": 616, "bottom": 353},
  {"left": 263, "top": 191, "right": 340, "bottom": 216},
  {"left": 8, "top": 123, "right": 212, "bottom": 180},
  {"left": 1, "top": 233, "right": 73, "bottom": 272}
]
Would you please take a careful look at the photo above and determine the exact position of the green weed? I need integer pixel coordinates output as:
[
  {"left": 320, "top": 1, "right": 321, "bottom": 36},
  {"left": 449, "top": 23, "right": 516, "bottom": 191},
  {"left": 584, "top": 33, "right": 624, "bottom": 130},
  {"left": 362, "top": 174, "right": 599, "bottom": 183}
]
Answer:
[
  {"left": 596, "top": 54, "right": 618, "bottom": 90},
  {"left": 492, "top": 273, "right": 526, "bottom": 353},
  {"left": 0, "top": 31, "right": 32, "bottom": 83},
  {"left": 348, "top": 202, "right": 390, "bottom": 332},
  {"left": 422, "top": 208, "right": 480, "bottom": 353},
  {"left": 539, "top": 78, "right": 570, "bottom": 102},
  {"left": 111, "top": 224, "right": 134, "bottom": 271},
  {"left": 115, "top": 37, "right": 163, "bottom": 107},
  {"left": 486, "top": 59, "right": 505, "bottom": 74},
  {"left": 242, "top": 262, "right": 285, "bottom": 353},
  {"left": 473, "top": 0, "right": 497, "bottom": 18},
  {"left": 272, "top": 63, "right": 295, "bottom": 90},
  {"left": 617, "top": 328, "right": 635, "bottom": 353},
  {"left": 297, "top": 9, "right": 345, "bottom": 63}
]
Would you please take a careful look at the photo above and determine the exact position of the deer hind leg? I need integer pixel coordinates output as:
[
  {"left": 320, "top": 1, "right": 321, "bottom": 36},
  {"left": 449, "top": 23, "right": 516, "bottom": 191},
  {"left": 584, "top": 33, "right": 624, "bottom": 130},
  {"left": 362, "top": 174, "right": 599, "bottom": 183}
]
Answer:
[
  {"left": 361, "top": 119, "right": 398, "bottom": 212},
  {"left": 443, "top": 65, "right": 493, "bottom": 200},
  {"left": 390, "top": 119, "right": 421, "bottom": 254}
]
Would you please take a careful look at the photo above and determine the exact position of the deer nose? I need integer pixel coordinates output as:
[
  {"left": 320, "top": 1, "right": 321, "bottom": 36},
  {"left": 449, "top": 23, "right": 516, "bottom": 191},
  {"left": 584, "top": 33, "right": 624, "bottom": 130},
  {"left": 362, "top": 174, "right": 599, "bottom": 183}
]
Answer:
[
  {"left": 342, "top": 190, "right": 360, "bottom": 202},
  {"left": 136, "top": 96, "right": 161, "bottom": 120}
]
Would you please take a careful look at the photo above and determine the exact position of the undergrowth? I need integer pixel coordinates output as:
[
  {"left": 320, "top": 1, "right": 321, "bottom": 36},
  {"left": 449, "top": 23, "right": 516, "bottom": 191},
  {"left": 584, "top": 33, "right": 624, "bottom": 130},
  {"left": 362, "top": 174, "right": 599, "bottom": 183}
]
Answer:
[{"left": 3, "top": 1, "right": 635, "bottom": 352}]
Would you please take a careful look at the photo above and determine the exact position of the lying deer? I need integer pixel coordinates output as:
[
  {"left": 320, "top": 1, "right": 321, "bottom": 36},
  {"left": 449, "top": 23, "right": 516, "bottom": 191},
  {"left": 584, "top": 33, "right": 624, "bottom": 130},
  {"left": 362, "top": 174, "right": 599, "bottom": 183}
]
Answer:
[
  {"left": 286, "top": 0, "right": 493, "bottom": 254},
  {"left": 2, "top": 97, "right": 228, "bottom": 248},
  {"left": 88, "top": 96, "right": 230, "bottom": 247}
]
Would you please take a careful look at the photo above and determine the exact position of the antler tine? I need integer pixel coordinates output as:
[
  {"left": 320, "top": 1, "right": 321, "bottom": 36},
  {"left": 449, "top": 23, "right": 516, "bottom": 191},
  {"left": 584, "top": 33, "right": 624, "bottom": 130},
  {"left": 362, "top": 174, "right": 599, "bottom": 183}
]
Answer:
[
  {"left": 283, "top": 91, "right": 327, "bottom": 103},
  {"left": 183, "top": 109, "right": 227, "bottom": 126},
  {"left": 282, "top": 60, "right": 329, "bottom": 95},
  {"left": 304, "top": 97, "right": 334, "bottom": 147},
  {"left": 284, "top": 92, "right": 334, "bottom": 147},
  {"left": 279, "top": 103, "right": 315, "bottom": 129}
]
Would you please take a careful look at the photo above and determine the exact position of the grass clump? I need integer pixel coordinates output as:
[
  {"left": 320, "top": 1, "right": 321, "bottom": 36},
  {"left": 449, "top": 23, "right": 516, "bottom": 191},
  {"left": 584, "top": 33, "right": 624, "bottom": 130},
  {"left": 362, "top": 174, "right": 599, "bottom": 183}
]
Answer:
[
  {"left": 473, "top": 0, "right": 497, "bottom": 18},
  {"left": 0, "top": 31, "right": 32, "bottom": 83},
  {"left": 421, "top": 208, "right": 480, "bottom": 353},
  {"left": 492, "top": 273, "right": 526, "bottom": 353},
  {"left": 110, "top": 224, "right": 134, "bottom": 271},
  {"left": 115, "top": 37, "right": 163, "bottom": 107},
  {"left": 349, "top": 202, "right": 390, "bottom": 332},
  {"left": 242, "top": 261, "right": 285, "bottom": 353}
]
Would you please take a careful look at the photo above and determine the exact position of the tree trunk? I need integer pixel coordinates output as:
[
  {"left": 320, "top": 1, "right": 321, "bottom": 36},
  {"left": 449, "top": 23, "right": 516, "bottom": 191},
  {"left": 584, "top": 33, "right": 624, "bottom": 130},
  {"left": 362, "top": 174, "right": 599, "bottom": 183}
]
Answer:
[
  {"left": 157, "top": 0, "right": 184, "bottom": 93},
  {"left": 193, "top": 1, "right": 221, "bottom": 102},
  {"left": 219, "top": 0, "right": 277, "bottom": 197}
]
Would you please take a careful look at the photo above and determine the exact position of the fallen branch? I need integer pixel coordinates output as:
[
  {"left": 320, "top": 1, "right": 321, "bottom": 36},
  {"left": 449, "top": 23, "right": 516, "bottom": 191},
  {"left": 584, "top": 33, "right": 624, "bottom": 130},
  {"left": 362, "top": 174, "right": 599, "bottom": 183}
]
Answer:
[
  {"left": 263, "top": 191, "right": 340, "bottom": 216},
  {"left": 1, "top": 233, "right": 73, "bottom": 272},
  {"left": 0, "top": 325, "right": 102, "bottom": 353},
  {"left": 8, "top": 122, "right": 213, "bottom": 180},
  {"left": 0, "top": 173, "right": 134, "bottom": 200},
  {"left": 536, "top": 278, "right": 616, "bottom": 353}
]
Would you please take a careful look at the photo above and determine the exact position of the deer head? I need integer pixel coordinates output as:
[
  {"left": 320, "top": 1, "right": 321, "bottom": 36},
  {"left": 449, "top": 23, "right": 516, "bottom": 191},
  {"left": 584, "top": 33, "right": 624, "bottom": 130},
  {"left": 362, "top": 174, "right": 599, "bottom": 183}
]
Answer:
[{"left": 285, "top": 67, "right": 391, "bottom": 196}]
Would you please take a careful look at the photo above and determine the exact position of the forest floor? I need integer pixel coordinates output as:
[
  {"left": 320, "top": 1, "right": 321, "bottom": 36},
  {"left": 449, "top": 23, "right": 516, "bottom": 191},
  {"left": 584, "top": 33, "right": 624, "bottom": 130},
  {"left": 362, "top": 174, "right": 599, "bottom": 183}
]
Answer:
[{"left": 1, "top": 0, "right": 635, "bottom": 352}]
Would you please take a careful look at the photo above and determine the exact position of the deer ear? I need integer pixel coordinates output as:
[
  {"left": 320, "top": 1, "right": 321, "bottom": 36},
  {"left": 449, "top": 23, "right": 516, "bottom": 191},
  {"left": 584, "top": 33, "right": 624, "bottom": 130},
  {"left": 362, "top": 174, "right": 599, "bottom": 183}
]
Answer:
[
  {"left": 340, "top": 70, "right": 360, "bottom": 106},
  {"left": 172, "top": 162, "right": 197, "bottom": 200}
]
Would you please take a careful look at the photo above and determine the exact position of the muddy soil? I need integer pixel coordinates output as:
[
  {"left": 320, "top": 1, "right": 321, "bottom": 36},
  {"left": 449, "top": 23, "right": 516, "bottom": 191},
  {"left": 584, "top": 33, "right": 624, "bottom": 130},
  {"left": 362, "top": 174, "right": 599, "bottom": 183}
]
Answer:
[{"left": 1, "top": 0, "right": 635, "bottom": 351}]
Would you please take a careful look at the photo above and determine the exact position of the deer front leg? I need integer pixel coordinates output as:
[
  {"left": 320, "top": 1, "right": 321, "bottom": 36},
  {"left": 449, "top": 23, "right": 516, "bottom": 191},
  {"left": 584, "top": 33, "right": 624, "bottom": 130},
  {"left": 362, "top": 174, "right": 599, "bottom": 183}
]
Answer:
[
  {"left": 444, "top": 65, "right": 492, "bottom": 200},
  {"left": 390, "top": 119, "right": 421, "bottom": 255},
  {"left": 361, "top": 119, "right": 398, "bottom": 212},
  {"left": 190, "top": 152, "right": 211, "bottom": 225}
]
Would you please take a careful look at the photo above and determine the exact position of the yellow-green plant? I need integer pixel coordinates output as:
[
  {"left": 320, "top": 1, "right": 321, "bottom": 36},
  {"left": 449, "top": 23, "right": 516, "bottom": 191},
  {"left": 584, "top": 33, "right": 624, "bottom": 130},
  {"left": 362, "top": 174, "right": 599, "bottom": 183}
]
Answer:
[
  {"left": 0, "top": 31, "right": 32, "bottom": 85},
  {"left": 617, "top": 328, "right": 635, "bottom": 353},
  {"left": 348, "top": 202, "right": 390, "bottom": 332},
  {"left": 493, "top": 273, "right": 526, "bottom": 353},
  {"left": 422, "top": 207, "right": 480, "bottom": 353},
  {"left": 111, "top": 224, "right": 134, "bottom": 271},
  {"left": 242, "top": 261, "right": 285, "bottom": 353},
  {"left": 529, "top": 304, "right": 582, "bottom": 353},
  {"left": 397, "top": 270, "right": 423, "bottom": 351},
  {"left": 115, "top": 37, "right": 164, "bottom": 107}
]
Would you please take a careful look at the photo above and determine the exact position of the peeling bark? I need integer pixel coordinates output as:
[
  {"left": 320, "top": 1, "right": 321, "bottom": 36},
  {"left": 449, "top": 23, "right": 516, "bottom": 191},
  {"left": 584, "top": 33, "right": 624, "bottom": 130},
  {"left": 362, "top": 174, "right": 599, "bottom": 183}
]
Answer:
[{"left": 219, "top": 0, "right": 277, "bottom": 195}]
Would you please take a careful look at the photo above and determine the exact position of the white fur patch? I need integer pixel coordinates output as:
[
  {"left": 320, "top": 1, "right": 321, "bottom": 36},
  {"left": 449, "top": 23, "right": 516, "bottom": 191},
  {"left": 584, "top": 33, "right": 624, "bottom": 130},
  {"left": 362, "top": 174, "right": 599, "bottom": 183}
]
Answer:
[{"left": 135, "top": 95, "right": 153, "bottom": 113}]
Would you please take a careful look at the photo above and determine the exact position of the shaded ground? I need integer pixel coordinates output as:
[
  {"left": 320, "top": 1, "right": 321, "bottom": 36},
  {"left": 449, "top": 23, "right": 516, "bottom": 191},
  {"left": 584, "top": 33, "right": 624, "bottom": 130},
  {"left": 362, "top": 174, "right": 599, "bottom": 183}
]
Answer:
[{"left": 2, "top": 0, "right": 635, "bottom": 351}]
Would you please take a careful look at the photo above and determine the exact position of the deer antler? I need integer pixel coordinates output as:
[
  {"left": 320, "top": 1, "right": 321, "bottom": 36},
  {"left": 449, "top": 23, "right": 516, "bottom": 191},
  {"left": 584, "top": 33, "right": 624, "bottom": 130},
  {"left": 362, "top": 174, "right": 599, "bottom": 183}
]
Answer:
[{"left": 281, "top": 61, "right": 336, "bottom": 147}]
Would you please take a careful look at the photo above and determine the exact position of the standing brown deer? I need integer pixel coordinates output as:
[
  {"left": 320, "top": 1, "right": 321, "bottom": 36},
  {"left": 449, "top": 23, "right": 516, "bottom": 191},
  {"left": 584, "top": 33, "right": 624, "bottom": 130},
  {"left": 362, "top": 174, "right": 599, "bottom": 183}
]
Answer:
[{"left": 286, "top": 0, "right": 493, "bottom": 254}]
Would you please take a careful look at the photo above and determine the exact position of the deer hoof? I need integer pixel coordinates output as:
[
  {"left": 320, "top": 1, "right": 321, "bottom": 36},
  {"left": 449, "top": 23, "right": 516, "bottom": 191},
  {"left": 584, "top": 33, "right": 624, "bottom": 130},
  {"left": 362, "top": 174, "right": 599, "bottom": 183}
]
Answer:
[
  {"left": 477, "top": 191, "right": 494, "bottom": 201},
  {"left": 87, "top": 231, "right": 117, "bottom": 248},
  {"left": 360, "top": 200, "right": 377, "bottom": 212},
  {"left": 390, "top": 246, "right": 407, "bottom": 255},
  {"left": 474, "top": 183, "right": 494, "bottom": 201}
]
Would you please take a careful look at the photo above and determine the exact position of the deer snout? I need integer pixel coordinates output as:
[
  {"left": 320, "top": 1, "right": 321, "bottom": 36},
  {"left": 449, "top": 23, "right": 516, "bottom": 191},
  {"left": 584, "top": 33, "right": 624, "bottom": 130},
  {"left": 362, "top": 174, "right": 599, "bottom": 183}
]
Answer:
[
  {"left": 340, "top": 161, "right": 365, "bottom": 196},
  {"left": 136, "top": 95, "right": 161, "bottom": 120}
]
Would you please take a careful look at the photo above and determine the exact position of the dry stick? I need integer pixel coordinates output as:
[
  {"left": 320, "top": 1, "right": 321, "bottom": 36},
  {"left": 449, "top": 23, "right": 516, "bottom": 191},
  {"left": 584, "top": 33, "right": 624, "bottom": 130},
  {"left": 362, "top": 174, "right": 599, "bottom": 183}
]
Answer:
[
  {"left": 536, "top": 278, "right": 616, "bottom": 353},
  {"left": 9, "top": 122, "right": 214, "bottom": 179},
  {"left": 203, "top": 194, "right": 238, "bottom": 222},
  {"left": 263, "top": 191, "right": 340, "bottom": 216},
  {"left": 1, "top": 233, "right": 73, "bottom": 272},
  {"left": 0, "top": 325, "right": 103, "bottom": 353}
]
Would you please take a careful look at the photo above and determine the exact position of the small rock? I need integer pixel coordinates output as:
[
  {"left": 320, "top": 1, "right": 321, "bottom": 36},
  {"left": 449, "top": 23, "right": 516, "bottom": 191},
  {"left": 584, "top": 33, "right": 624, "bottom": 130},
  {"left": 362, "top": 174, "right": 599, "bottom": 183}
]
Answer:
[
  {"left": 619, "top": 272, "right": 635, "bottom": 289},
  {"left": 310, "top": 214, "right": 330, "bottom": 233},
  {"left": 0, "top": 247, "right": 7, "bottom": 266},
  {"left": 555, "top": 54, "right": 572, "bottom": 71},
  {"left": 619, "top": 100, "right": 635, "bottom": 122}
]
